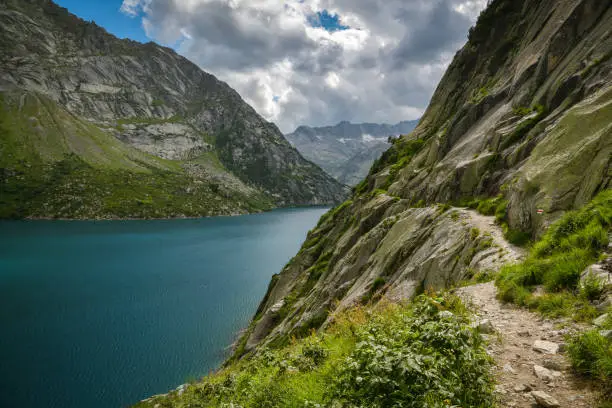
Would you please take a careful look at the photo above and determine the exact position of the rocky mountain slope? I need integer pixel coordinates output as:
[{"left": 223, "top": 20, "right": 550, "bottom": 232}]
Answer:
[
  {"left": 241, "top": 0, "right": 611, "bottom": 351},
  {"left": 0, "top": 0, "right": 346, "bottom": 219},
  {"left": 286, "top": 120, "right": 418, "bottom": 186}
]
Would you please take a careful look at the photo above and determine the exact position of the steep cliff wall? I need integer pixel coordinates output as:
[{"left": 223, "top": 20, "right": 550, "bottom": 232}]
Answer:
[{"left": 243, "top": 0, "right": 612, "bottom": 351}]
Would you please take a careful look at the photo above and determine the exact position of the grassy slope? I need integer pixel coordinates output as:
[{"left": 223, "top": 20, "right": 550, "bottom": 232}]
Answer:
[
  {"left": 0, "top": 92, "right": 273, "bottom": 218},
  {"left": 135, "top": 293, "right": 494, "bottom": 408},
  {"left": 494, "top": 189, "right": 612, "bottom": 399}
]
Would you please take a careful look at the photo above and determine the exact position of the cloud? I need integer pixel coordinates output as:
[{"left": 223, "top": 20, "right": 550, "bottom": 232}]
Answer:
[
  {"left": 120, "top": 0, "right": 487, "bottom": 133},
  {"left": 119, "top": 0, "right": 145, "bottom": 17}
]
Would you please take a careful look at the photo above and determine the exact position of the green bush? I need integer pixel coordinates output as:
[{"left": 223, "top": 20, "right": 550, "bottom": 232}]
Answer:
[
  {"left": 333, "top": 295, "right": 494, "bottom": 408},
  {"left": 503, "top": 226, "right": 531, "bottom": 246},
  {"left": 362, "top": 277, "right": 388, "bottom": 304},
  {"left": 136, "top": 294, "right": 494, "bottom": 408},
  {"left": 462, "top": 195, "right": 509, "bottom": 224}
]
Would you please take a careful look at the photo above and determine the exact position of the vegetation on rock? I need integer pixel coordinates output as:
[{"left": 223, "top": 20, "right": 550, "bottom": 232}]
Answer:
[
  {"left": 135, "top": 293, "right": 494, "bottom": 408},
  {"left": 496, "top": 190, "right": 611, "bottom": 317}
]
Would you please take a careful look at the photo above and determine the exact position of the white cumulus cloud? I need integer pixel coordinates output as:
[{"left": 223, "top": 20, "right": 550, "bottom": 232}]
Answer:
[{"left": 120, "top": 0, "right": 488, "bottom": 132}]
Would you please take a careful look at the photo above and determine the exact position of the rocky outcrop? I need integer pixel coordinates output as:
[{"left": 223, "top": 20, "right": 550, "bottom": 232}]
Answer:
[
  {"left": 386, "top": 0, "right": 611, "bottom": 236},
  {"left": 245, "top": 202, "right": 522, "bottom": 350},
  {"left": 241, "top": 0, "right": 611, "bottom": 352},
  {"left": 0, "top": 0, "right": 346, "bottom": 218},
  {"left": 286, "top": 120, "right": 418, "bottom": 186}
]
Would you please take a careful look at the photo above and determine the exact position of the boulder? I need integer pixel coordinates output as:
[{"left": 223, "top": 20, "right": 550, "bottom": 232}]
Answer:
[
  {"left": 474, "top": 319, "right": 495, "bottom": 334},
  {"left": 513, "top": 383, "right": 531, "bottom": 392},
  {"left": 532, "top": 340, "right": 559, "bottom": 354},
  {"left": 531, "top": 390, "right": 560, "bottom": 407},
  {"left": 581, "top": 264, "right": 611, "bottom": 286},
  {"left": 594, "top": 313, "right": 609, "bottom": 327},
  {"left": 533, "top": 365, "right": 561, "bottom": 383},
  {"left": 542, "top": 358, "right": 563, "bottom": 371},
  {"left": 600, "top": 330, "right": 612, "bottom": 339},
  {"left": 596, "top": 294, "right": 612, "bottom": 313}
]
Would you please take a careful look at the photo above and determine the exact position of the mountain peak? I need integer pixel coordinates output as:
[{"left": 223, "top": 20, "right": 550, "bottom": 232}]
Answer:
[
  {"left": 0, "top": 0, "right": 347, "bottom": 219},
  {"left": 286, "top": 120, "right": 418, "bottom": 185}
]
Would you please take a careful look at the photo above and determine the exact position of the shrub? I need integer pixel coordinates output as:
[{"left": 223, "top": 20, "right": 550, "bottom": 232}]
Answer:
[
  {"left": 503, "top": 226, "right": 531, "bottom": 246},
  {"left": 580, "top": 272, "right": 605, "bottom": 302},
  {"left": 568, "top": 329, "right": 612, "bottom": 398},
  {"left": 361, "top": 277, "right": 388, "bottom": 304},
  {"left": 470, "top": 227, "right": 481, "bottom": 240},
  {"left": 473, "top": 269, "right": 496, "bottom": 283},
  {"left": 333, "top": 294, "right": 494, "bottom": 408}
]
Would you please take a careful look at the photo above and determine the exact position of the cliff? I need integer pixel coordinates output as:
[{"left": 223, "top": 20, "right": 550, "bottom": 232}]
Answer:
[
  {"left": 0, "top": 0, "right": 347, "bottom": 219},
  {"left": 244, "top": 0, "right": 611, "bottom": 351},
  {"left": 134, "top": 0, "right": 612, "bottom": 406}
]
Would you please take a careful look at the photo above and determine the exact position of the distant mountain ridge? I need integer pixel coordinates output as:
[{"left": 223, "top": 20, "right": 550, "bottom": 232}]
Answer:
[
  {"left": 286, "top": 120, "right": 419, "bottom": 185},
  {"left": 0, "top": 0, "right": 346, "bottom": 219}
]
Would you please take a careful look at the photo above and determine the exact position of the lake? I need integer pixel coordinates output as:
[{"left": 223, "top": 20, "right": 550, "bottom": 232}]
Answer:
[{"left": 0, "top": 207, "right": 328, "bottom": 408}]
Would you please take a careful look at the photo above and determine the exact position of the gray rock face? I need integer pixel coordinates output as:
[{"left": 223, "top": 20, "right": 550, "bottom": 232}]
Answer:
[
  {"left": 116, "top": 123, "right": 212, "bottom": 160},
  {"left": 382, "top": 0, "right": 612, "bottom": 236},
  {"left": 0, "top": 0, "right": 347, "bottom": 215},
  {"left": 245, "top": 204, "right": 522, "bottom": 351},
  {"left": 286, "top": 120, "right": 418, "bottom": 186}
]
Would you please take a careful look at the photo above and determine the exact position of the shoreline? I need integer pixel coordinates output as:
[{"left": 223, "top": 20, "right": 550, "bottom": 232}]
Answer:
[{"left": 3, "top": 204, "right": 333, "bottom": 222}]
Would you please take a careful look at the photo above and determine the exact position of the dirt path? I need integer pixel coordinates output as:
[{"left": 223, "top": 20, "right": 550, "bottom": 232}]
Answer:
[
  {"left": 463, "top": 209, "right": 526, "bottom": 263},
  {"left": 457, "top": 211, "right": 598, "bottom": 407}
]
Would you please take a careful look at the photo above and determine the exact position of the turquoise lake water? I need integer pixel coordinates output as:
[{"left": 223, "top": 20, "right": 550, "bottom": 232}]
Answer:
[{"left": 0, "top": 207, "right": 328, "bottom": 408}]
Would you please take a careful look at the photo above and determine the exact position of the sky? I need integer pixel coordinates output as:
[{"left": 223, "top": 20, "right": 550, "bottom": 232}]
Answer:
[{"left": 55, "top": 0, "right": 488, "bottom": 133}]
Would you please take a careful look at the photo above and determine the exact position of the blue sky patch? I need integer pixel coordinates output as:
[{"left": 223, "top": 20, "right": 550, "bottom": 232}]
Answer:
[
  {"left": 54, "top": 0, "right": 149, "bottom": 43},
  {"left": 308, "top": 10, "right": 349, "bottom": 32}
]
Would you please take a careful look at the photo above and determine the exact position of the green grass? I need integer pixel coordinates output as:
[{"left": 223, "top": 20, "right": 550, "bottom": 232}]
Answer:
[
  {"left": 316, "top": 199, "right": 353, "bottom": 227},
  {"left": 568, "top": 313, "right": 612, "bottom": 401},
  {"left": 459, "top": 194, "right": 533, "bottom": 246},
  {"left": 134, "top": 293, "right": 494, "bottom": 408},
  {"left": 469, "top": 86, "right": 490, "bottom": 104},
  {"left": 0, "top": 154, "right": 272, "bottom": 219},
  {"left": 494, "top": 190, "right": 612, "bottom": 400},
  {"left": 0, "top": 92, "right": 273, "bottom": 218},
  {"left": 496, "top": 190, "right": 611, "bottom": 317}
]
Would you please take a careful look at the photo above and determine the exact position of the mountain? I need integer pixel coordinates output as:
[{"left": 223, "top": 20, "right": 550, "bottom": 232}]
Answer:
[
  {"left": 285, "top": 120, "right": 418, "bottom": 186},
  {"left": 0, "top": 0, "right": 346, "bottom": 219},
  {"left": 241, "top": 0, "right": 611, "bottom": 350},
  {"left": 136, "top": 0, "right": 611, "bottom": 405}
]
